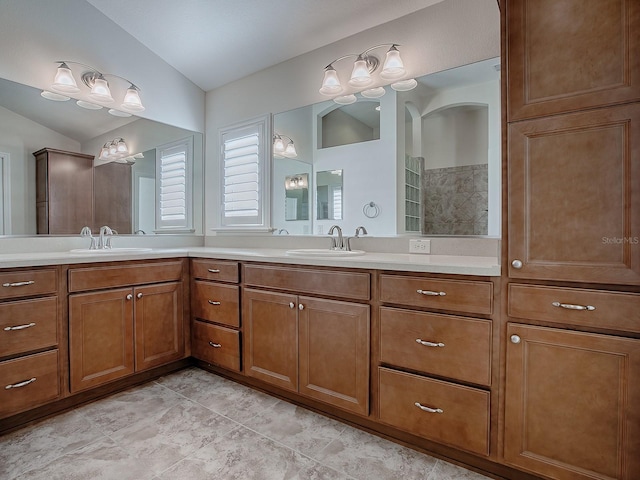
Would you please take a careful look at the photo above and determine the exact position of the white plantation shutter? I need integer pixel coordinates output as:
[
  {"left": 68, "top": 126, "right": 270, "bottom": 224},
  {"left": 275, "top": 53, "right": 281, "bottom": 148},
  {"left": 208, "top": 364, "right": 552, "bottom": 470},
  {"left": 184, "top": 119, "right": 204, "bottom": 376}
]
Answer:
[
  {"left": 219, "top": 115, "right": 270, "bottom": 228},
  {"left": 155, "top": 137, "right": 193, "bottom": 231}
]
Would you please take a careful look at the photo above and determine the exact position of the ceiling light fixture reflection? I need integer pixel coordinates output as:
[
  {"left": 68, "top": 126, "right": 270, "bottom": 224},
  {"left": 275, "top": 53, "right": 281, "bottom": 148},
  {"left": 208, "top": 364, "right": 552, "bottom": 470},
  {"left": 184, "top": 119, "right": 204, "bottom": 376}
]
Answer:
[
  {"left": 273, "top": 133, "right": 298, "bottom": 158},
  {"left": 76, "top": 100, "right": 103, "bottom": 110},
  {"left": 40, "top": 90, "right": 70, "bottom": 101}
]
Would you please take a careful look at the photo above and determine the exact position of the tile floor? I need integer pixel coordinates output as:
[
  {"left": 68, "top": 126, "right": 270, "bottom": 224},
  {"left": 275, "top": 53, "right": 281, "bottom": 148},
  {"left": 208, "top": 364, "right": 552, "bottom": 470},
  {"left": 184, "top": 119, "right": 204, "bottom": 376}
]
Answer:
[{"left": 1, "top": 367, "right": 495, "bottom": 480}]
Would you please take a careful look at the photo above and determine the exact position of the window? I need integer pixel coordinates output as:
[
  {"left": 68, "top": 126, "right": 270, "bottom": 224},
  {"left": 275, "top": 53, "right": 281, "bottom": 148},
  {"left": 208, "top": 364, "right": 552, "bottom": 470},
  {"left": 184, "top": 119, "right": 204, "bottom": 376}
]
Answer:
[
  {"left": 155, "top": 137, "right": 193, "bottom": 232},
  {"left": 219, "top": 115, "right": 270, "bottom": 230}
]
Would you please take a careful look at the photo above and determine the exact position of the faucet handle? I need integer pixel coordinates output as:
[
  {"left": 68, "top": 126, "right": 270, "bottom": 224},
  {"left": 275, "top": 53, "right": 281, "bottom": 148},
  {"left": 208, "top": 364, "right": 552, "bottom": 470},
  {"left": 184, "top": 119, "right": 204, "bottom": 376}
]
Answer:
[{"left": 80, "top": 226, "right": 92, "bottom": 237}]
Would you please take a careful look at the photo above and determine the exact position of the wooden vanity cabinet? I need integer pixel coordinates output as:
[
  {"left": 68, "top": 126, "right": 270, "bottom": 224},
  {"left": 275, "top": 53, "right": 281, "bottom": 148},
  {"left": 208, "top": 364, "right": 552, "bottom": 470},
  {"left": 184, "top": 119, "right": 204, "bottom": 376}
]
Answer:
[
  {"left": 0, "top": 268, "right": 61, "bottom": 418},
  {"left": 502, "top": 2, "right": 640, "bottom": 479},
  {"left": 243, "top": 264, "right": 370, "bottom": 416},
  {"left": 191, "top": 259, "right": 241, "bottom": 372},
  {"left": 504, "top": 323, "right": 640, "bottom": 480},
  {"left": 377, "top": 273, "right": 494, "bottom": 457},
  {"left": 68, "top": 261, "right": 185, "bottom": 393},
  {"left": 34, "top": 148, "right": 94, "bottom": 235}
]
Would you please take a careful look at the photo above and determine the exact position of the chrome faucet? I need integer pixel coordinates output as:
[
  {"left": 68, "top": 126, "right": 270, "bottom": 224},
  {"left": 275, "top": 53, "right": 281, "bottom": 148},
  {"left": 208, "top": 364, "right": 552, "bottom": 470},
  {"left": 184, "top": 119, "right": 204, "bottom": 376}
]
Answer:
[
  {"left": 80, "top": 226, "right": 97, "bottom": 250},
  {"left": 277, "top": 228, "right": 289, "bottom": 235},
  {"left": 346, "top": 226, "right": 368, "bottom": 251},
  {"left": 97, "top": 225, "right": 113, "bottom": 249},
  {"left": 328, "top": 225, "right": 344, "bottom": 250},
  {"left": 355, "top": 226, "right": 368, "bottom": 237}
]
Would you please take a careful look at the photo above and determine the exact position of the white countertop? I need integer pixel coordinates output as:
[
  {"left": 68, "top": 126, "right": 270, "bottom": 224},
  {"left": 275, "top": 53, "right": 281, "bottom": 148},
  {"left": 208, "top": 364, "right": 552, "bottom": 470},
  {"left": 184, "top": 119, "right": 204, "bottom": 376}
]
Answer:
[{"left": 0, "top": 247, "right": 501, "bottom": 276}]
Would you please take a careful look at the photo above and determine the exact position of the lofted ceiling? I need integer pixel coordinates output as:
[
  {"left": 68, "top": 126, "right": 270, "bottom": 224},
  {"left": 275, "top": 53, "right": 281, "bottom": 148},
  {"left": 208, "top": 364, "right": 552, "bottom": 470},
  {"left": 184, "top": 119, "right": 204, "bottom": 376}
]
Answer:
[{"left": 86, "top": 0, "right": 445, "bottom": 92}]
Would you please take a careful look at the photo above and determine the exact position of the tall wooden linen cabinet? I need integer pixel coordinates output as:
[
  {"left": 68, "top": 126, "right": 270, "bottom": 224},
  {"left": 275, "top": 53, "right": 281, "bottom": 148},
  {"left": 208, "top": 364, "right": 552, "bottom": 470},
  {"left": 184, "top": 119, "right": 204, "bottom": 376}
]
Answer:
[{"left": 502, "top": 1, "right": 640, "bottom": 480}]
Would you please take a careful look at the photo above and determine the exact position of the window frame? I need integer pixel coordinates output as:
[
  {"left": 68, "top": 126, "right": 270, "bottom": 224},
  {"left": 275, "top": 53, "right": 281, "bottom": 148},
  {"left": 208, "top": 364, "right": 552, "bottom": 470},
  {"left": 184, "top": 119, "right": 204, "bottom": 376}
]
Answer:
[
  {"left": 154, "top": 136, "right": 194, "bottom": 233},
  {"left": 217, "top": 114, "right": 271, "bottom": 232}
]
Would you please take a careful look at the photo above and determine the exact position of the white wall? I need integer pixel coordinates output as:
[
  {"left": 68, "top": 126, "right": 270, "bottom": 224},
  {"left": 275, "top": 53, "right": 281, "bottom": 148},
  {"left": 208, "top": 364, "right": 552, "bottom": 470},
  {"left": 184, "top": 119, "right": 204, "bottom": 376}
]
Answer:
[
  {"left": 0, "top": 0, "right": 204, "bottom": 133},
  {"left": 0, "top": 105, "right": 80, "bottom": 234},
  {"left": 205, "top": 0, "right": 500, "bottom": 236}
]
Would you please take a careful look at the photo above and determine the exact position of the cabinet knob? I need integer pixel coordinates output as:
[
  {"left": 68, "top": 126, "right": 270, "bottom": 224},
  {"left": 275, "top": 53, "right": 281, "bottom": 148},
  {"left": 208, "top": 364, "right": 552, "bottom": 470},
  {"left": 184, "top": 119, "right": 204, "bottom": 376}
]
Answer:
[
  {"left": 136, "top": 292, "right": 143, "bottom": 299},
  {"left": 510, "top": 334, "right": 521, "bottom": 344},
  {"left": 126, "top": 294, "right": 133, "bottom": 300},
  {"left": 511, "top": 259, "right": 523, "bottom": 269},
  {"left": 289, "top": 302, "right": 295, "bottom": 309},
  {"left": 298, "top": 303, "right": 305, "bottom": 311}
]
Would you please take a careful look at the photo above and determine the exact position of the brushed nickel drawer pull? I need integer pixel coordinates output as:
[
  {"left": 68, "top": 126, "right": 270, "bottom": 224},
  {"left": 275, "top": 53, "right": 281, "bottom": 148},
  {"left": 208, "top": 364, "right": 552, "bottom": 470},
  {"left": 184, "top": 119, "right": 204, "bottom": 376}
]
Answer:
[
  {"left": 4, "top": 322, "right": 36, "bottom": 331},
  {"left": 208, "top": 300, "right": 221, "bottom": 305},
  {"left": 552, "top": 301, "right": 595, "bottom": 311},
  {"left": 209, "top": 341, "right": 222, "bottom": 348},
  {"left": 208, "top": 269, "right": 220, "bottom": 273},
  {"left": 414, "top": 402, "right": 443, "bottom": 414},
  {"left": 2, "top": 280, "right": 35, "bottom": 288},
  {"left": 416, "top": 338, "right": 445, "bottom": 348},
  {"left": 5, "top": 377, "right": 36, "bottom": 389},
  {"left": 416, "top": 289, "right": 446, "bottom": 296}
]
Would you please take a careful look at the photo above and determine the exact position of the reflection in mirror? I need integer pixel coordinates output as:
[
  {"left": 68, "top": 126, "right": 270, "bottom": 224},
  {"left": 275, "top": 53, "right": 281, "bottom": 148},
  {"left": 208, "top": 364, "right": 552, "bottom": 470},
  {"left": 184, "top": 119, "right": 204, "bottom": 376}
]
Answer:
[
  {"left": 0, "top": 77, "right": 203, "bottom": 236},
  {"left": 270, "top": 57, "right": 500, "bottom": 237},
  {"left": 284, "top": 173, "right": 309, "bottom": 221},
  {"left": 320, "top": 101, "right": 380, "bottom": 149},
  {"left": 316, "top": 170, "right": 343, "bottom": 220}
]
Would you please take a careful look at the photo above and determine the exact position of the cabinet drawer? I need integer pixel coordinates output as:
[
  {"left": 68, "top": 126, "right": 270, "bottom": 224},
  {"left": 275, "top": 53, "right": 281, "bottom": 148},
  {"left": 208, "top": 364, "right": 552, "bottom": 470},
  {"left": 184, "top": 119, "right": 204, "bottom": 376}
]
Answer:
[
  {"left": 379, "top": 275, "right": 492, "bottom": 315},
  {"left": 244, "top": 264, "right": 370, "bottom": 301},
  {"left": 378, "top": 367, "right": 490, "bottom": 456},
  {"left": 191, "top": 259, "right": 239, "bottom": 283},
  {"left": 69, "top": 261, "right": 183, "bottom": 292},
  {"left": 0, "top": 269, "right": 57, "bottom": 300},
  {"left": 192, "top": 281, "right": 240, "bottom": 327},
  {"left": 0, "top": 297, "right": 58, "bottom": 357},
  {"left": 192, "top": 320, "right": 240, "bottom": 372},
  {"left": 509, "top": 284, "right": 640, "bottom": 334},
  {"left": 0, "top": 350, "right": 60, "bottom": 418},
  {"left": 380, "top": 307, "right": 491, "bottom": 386}
]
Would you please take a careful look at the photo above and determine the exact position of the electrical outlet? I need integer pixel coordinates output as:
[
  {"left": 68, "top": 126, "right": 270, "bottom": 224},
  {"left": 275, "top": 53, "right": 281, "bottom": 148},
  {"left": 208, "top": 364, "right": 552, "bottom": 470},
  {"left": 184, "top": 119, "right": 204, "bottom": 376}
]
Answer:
[{"left": 409, "top": 239, "right": 431, "bottom": 254}]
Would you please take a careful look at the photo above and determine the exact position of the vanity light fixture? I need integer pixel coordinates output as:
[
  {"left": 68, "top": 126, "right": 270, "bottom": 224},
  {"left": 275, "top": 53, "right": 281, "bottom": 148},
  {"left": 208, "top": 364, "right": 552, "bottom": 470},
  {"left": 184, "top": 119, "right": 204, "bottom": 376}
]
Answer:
[
  {"left": 319, "top": 43, "right": 416, "bottom": 103},
  {"left": 98, "top": 138, "right": 130, "bottom": 162},
  {"left": 47, "top": 61, "right": 145, "bottom": 113},
  {"left": 273, "top": 133, "right": 298, "bottom": 158}
]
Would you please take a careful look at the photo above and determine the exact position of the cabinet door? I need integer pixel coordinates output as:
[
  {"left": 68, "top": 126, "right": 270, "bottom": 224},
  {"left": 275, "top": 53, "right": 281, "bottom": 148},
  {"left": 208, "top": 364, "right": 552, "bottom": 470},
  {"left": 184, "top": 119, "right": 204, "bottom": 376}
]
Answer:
[
  {"left": 134, "top": 282, "right": 184, "bottom": 371},
  {"left": 508, "top": 104, "right": 640, "bottom": 285},
  {"left": 298, "top": 297, "right": 369, "bottom": 415},
  {"left": 504, "top": 323, "right": 640, "bottom": 480},
  {"left": 69, "top": 288, "right": 134, "bottom": 392},
  {"left": 506, "top": 0, "right": 640, "bottom": 121},
  {"left": 243, "top": 288, "right": 298, "bottom": 392}
]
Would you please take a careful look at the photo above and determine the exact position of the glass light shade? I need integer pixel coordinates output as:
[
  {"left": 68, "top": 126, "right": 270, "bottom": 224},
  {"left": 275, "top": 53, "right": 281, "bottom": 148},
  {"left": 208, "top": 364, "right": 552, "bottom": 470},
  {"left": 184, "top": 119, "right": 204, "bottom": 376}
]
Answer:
[
  {"left": 284, "top": 142, "right": 297, "bottom": 157},
  {"left": 273, "top": 136, "right": 285, "bottom": 153},
  {"left": 108, "top": 109, "right": 132, "bottom": 117},
  {"left": 380, "top": 46, "right": 406, "bottom": 80},
  {"left": 76, "top": 100, "right": 102, "bottom": 110},
  {"left": 99, "top": 146, "right": 109, "bottom": 159},
  {"left": 108, "top": 142, "right": 117, "bottom": 155},
  {"left": 41, "top": 90, "right": 70, "bottom": 101},
  {"left": 51, "top": 64, "right": 80, "bottom": 93},
  {"left": 319, "top": 66, "right": 343, "bottom": 95},
  {"left": 89, "top": 77, "right": 114, "bottom": 103},
  {"left": 361, "top": 87, "right": 386, "bottom": 98},
  {"left": 333, "top": 94, "right": 357, "bottom": 105},
  {"left": 121, "top": 86, "right": 145, "bottom": 111},
  {"left": 116, "top": 139, "right": 128, "bottom": 154},
  {"left": 390, "top": 78, "right": 418, "bottom": 91},
  {"left": 348, "top": 57, "right": 373, "bottom": 87}
]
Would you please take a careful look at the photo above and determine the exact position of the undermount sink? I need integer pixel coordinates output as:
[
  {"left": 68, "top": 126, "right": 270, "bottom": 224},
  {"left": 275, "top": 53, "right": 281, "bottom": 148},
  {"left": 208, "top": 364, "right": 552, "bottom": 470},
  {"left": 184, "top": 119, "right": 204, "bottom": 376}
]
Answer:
[
  {"left": 285, "top": 248, "right": 366, "bottom": 257},
  {"left": 69, "top": 248, "right": 153, "bottom": 254}
]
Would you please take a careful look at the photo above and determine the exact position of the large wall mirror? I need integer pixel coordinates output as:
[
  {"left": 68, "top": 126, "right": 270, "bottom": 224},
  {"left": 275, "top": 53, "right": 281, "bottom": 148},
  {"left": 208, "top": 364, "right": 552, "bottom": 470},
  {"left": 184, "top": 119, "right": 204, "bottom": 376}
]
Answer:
[
  {"left": 271, "top": 57, "right": 500, "bottom": 237},
  {"left": 0, "top": 77, "right": 203, "bottom": 236}
]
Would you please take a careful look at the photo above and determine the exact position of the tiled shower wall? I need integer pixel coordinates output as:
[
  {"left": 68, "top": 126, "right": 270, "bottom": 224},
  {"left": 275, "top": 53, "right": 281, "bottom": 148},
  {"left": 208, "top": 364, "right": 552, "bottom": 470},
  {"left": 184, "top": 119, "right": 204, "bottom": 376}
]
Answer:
[{"left": 422, "top": 164, "right": 488, "bottom": 235}]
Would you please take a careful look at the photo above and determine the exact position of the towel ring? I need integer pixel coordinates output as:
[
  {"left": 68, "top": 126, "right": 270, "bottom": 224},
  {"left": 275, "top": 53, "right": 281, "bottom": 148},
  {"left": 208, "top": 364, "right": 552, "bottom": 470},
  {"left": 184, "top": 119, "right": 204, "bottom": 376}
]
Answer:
[{"left": 363, "top": 201, "right": 380, "bottom": 218}]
